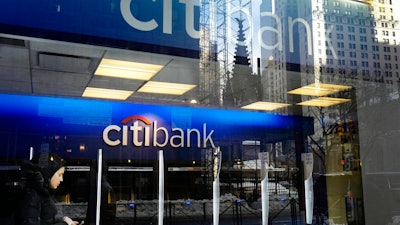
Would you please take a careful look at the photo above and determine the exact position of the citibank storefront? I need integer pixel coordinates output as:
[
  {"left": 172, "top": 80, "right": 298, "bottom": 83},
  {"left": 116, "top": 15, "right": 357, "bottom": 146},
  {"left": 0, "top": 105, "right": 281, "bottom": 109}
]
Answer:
[{"left": 0, "top": 1, "right": 399, "bottom": 225}]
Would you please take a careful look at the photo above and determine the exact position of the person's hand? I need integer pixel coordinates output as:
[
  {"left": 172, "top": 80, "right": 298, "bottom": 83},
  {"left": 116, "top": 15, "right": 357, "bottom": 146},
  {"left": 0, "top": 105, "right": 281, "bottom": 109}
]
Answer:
[{"left": 63, "top": 216, "right": 80, "bottom": 225}]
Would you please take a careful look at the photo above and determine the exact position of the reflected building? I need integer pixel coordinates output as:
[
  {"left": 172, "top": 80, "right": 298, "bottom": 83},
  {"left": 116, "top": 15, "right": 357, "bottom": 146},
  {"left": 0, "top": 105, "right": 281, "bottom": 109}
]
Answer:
[
  {"left": 301, "top": 0, "right": 400, "bottom": 100},
  {"left": 223, "top": 18, "right": 260, "bottom": 107},
  {"left": 260, "top": 0, "right": 400, "bottom": 108},
  {"left": 259, "top": 0, "right": 301, "bottom": 115},
  {"left": 258, "top": 0, "right": 400, "bottom": 224}
]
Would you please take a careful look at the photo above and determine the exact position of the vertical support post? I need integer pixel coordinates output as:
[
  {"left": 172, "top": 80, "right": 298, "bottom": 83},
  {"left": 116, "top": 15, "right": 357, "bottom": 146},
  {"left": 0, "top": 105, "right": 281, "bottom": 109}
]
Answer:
[
  {"left": 295, "top": 132, "right": 306, "bottom": 224},
  {"left": 302, "top": 153, "right": 314, "bottom": 224},
  {"left": 213, "top": 147, "right": 221, "bottom": 225},
  {"left": 96, "top": 149, "right": 103, "bottom": 225},
  {"left": 261, "top": 152, "right": 269, "bottom": 225},
  {"left": 158, "top": 150, "right": 164, "bottom": 225},
  {"left": 29, "top": 147, "right": 34, "bottom": 160}
]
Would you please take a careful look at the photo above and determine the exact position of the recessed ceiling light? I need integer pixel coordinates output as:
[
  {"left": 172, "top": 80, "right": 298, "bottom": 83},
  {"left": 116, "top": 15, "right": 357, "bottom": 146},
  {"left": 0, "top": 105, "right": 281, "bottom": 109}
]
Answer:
[
  {"left": 137, "top": 81, "right": 196, "bottom": 95},
  {"left": 288, "top": 83, "right": 352, "bottom": 96},
  {"left": 82, "top": 87, "right": 133, "bottom": 100},
  {"left": 95, "top": 58, "right": 164, "bottom": 80},
  {"left": 297, "top": 97, "right": 351, "bottom": 107},
  {"left": 241, "top": 101, "right": 291, "bottom": 111}
]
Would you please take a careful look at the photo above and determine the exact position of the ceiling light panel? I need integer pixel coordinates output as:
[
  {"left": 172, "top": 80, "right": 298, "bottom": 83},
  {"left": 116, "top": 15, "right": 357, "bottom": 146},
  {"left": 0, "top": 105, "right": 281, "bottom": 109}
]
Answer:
[
  {"left": 288, "top": 83, "right": 352, "bottom": 96},
  {"left": 297, "top": 97, "right": 351, "bottom": 107},
  {"left": 95, "top": 58, "right": 164, "bottom": 80},
  {"left": 88, "top": 76, "right": 144, "bottom": 90},
  {"left": 241, "top": 101, "right": 291, "bottom": 111},
  {"left": 82, "top": 87, "right": 133, "bottom": 100},
  {"left": 137, "top": 81, "right": 196, "bottom": 95}
]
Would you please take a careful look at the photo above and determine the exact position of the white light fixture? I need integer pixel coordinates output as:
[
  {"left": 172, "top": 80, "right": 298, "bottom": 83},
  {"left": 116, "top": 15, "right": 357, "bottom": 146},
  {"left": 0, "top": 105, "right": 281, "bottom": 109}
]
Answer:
[
  {"left": 82, "top": 87, "right": 133, "bottom": 100},
  {"left": 95, "top": 58, "right": 164, "bottom": 80},
  {"left": 241, "top": 101, "right": 291, "bottom": 111},
  {"left": 288, "top": 83, "right": 352, "bottom": 96},
  {"left": 138, "top": 81, "right": 196, "bottom": 95},
  {"left": 297, "top": 97, "right": 351, "bottom": 107}
]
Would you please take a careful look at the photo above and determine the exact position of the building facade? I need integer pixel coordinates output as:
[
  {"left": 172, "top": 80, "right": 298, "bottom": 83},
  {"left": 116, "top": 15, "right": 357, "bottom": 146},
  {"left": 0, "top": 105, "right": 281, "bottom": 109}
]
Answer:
[{"left": 0, "top": 0, "right": 399, "bottom": 225}]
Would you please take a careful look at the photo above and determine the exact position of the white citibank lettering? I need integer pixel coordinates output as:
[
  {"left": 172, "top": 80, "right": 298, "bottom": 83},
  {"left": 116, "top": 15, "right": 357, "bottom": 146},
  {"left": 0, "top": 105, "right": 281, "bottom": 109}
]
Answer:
[
  {"left": 103, "top": 115, "right": 215, "bottom": 148},
  {"left": 120, "top": 1, "right": 316, "bottom": 56},
  {"left": 120, "top": 0, "right": 200, "bottom": 39}
]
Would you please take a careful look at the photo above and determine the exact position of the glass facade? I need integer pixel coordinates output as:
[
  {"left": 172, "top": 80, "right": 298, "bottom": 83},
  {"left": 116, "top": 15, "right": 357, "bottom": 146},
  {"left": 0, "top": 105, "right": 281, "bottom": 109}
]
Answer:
[{"left": 0, "top": 0, "right": 399, "bottom": 225}]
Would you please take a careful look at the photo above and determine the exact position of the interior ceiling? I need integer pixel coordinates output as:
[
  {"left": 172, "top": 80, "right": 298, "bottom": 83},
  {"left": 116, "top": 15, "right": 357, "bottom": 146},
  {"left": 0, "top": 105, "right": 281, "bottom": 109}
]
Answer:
[{"left": 0, "top": 34, "right": 200, "bottom": 105}]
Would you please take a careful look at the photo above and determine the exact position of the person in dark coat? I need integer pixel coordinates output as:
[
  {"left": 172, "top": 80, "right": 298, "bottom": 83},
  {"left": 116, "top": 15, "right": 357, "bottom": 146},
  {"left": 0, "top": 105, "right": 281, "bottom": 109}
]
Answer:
[{"left": 16, "top": 153, "right": 79, "bottom": 225}]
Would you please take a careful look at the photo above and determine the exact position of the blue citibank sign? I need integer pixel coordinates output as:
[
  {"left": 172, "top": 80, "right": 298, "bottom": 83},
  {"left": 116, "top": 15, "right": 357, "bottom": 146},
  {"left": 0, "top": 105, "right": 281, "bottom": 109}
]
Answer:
[
  {"left": 0, "top": 94, "right": 313, "bottom": 160},
  {"left": 0, "top": 0, "right": 200, "bottom": 56}
]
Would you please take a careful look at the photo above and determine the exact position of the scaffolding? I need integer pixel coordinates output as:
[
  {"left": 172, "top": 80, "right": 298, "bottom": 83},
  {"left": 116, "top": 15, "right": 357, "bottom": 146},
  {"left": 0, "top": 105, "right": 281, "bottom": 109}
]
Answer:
[{"left": 199, "top": 0, "right": 253, "bottom": 106}]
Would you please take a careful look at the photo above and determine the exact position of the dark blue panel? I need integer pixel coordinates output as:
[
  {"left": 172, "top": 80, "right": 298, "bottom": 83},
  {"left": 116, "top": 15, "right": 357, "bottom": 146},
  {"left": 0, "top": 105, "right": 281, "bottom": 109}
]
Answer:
[
  {"left": 0, "top": 94, "right": 313, "bottom": 160},
  {"left": 0, "top": 0, "right": 199, "bottom": 54}
]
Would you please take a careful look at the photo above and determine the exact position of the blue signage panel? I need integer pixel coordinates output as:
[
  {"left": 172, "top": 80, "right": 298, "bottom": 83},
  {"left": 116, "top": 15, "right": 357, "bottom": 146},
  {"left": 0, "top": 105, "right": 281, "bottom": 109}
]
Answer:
[
  {"left": 0, "top": 0, "right": 199, "bottom": 55},
  {"left": 0, "top": 94, "right": 313, "bottom": 160}
]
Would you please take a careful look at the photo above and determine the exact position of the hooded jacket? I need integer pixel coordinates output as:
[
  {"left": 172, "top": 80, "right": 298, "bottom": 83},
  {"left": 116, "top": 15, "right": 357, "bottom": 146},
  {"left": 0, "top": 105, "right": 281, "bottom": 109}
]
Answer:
[{"left": 15, "top": 154, "right": 67, "bottom": 225}]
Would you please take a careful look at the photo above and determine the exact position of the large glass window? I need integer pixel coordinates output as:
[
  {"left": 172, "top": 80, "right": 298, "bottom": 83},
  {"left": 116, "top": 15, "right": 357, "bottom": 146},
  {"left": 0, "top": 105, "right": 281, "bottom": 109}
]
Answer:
[{"left": 0, "top": 0, "right": 399, "bottom": 225}]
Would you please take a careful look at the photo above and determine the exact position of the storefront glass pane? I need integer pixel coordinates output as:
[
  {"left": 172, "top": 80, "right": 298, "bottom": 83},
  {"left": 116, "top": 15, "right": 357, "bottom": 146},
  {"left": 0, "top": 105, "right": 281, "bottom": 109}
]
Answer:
[{"left": 0, "top": 1, "right": 399, "bottom": 225}]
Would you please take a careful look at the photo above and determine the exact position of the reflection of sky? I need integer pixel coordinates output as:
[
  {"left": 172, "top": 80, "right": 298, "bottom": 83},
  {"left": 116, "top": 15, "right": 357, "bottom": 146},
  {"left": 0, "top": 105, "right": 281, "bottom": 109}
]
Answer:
[
  {"left": 214, "top": 0, "right": 257, "bottom": 73},
  {"left": 252, "top": 0, "right": 262, "bottom": 72},
  {"left": 223, "top": 0, "right": 280, "bottom": 73}
]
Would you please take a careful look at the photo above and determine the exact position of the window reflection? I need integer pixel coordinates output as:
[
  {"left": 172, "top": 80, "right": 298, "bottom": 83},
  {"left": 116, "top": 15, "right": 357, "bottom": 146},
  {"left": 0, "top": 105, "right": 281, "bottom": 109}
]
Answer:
[{"left": 0, "top": 0, "right": 400, "bottom": 225}]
